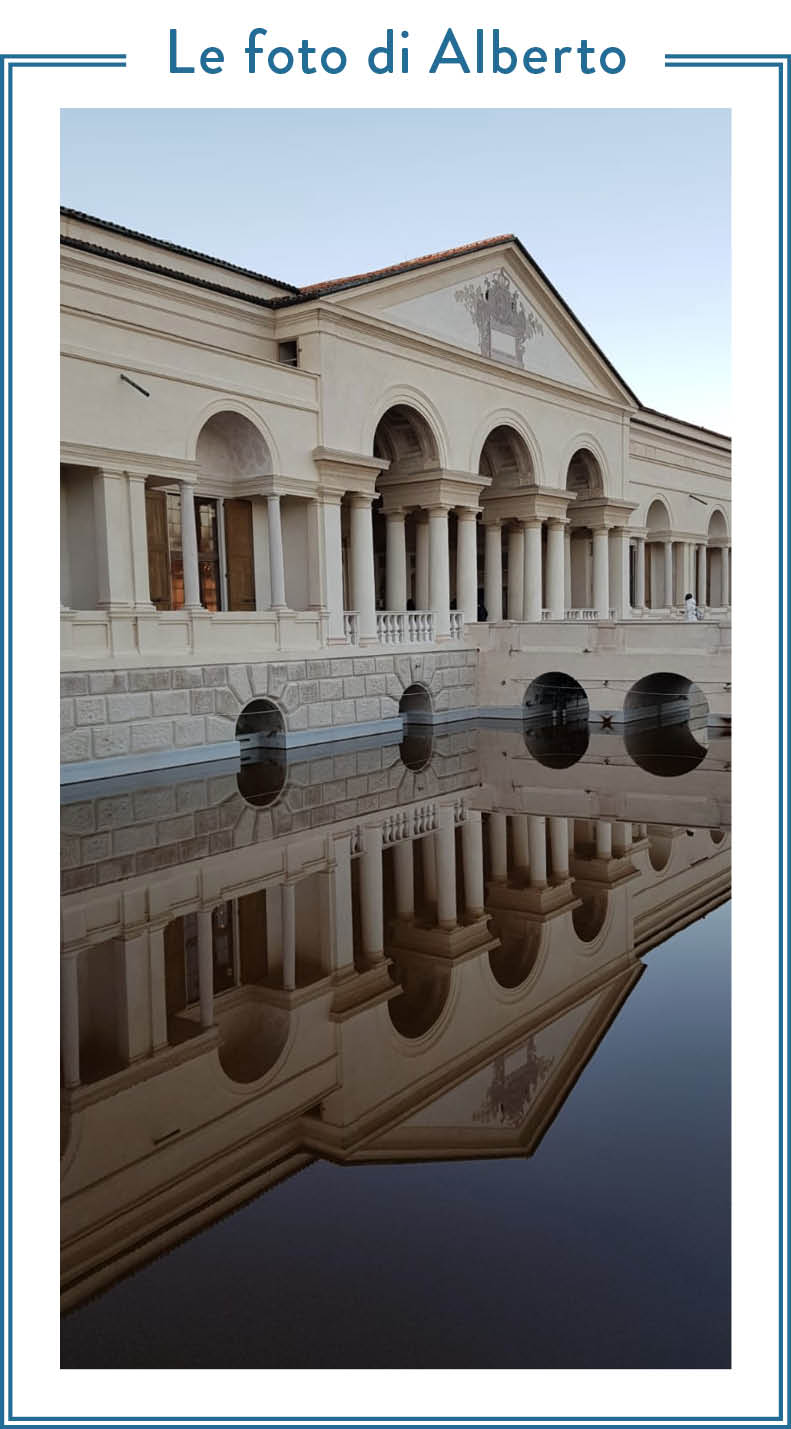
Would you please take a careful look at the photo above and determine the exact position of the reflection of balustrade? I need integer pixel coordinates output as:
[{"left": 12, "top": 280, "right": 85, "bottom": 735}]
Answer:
[
  {"left": 449, "top": 611, "right": 464, "bottom": 639},
  {"left": 343, "top": 611, "right": 359, "bottom": 644},
  {"left": 359, "top": 798, "right": 468, "bottom": 853}
]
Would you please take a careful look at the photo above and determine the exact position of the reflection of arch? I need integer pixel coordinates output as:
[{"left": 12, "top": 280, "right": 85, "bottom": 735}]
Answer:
[
  {"left": 523, "top": 716, "right": 589, "bottom": 769},
  {"left": 478, "top": 424, "right": 534, "bottom": 489},
  {"left": 572, "top": 890, "right": 609, "bottom": 942},
  {"left": 217, "top": 1001, "right": 290, "bottom": 1083},
  {"left": 236, "top": 747, "right": 288, "bottom": 807},
  {"left": 370, "top": 395, "right": 445, "bottom": 472},
  {"left": 710, "top": 829, "right": 726, "bottom": 845},
  {"left": 625, "top": 720, "right": 708, "bottom": 777},
  {"left": 388, "top": 963, "right": 451, "bottom": 1039},
  {"left": 194, "top": 409, "right": 274, "bottom": 478},
  {"left": 648, "top": 834, "right": 673, "bottom": 871},
  {"left": 488, "top": 926, "right": 541, "bottom": 989},
  {"left": 235, "top": 698, "right": 286, "bottom": 749},
  {"left": 524, "top": 672, "right": 589, "bottom": 723},
  {"left": 624, "top": 675, "right": 708, "bottom": 776},
  {"left": 565, "top": 445, "right": 604, "bottom": 499}
]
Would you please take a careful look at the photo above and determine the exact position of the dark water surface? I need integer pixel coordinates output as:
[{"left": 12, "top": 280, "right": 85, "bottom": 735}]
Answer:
[{"left": 61, "top": 903, "right": 730, "bottom": 1369}]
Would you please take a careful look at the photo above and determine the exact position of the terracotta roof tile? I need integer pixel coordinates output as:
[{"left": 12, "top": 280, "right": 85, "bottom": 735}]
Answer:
[{"left": 298, "top": 235, "right": 516, "bottom": 295}]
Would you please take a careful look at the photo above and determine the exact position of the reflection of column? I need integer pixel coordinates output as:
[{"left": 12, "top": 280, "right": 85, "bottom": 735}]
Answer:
[
  {"left": 546, "top": 520, "right": 565, "bottom": 620},
  {"left": 197, "top": 908, "right": 215, "bottom": 1028},
  {"left": 489, "top": 814, "right": 508, "bottom": 882},
  {"left": 613, "top": 821, "right": 633, "bottom": 856},
  {"left": 595, "top": 822, "right": 613, "bottom": 859},
  {"left": 721, "top": 547, "right": 730, "bottom": 606},
  {"left": 523, "top": 520, "right": 542, "bottom": 622},
  {"left": 507, "top": 524, "right": 524, "bottom": 620},
  {"left": 319, "top": 496, "right": 346, "bottom": 642},
  {"left": 360, "top": 826, "right": 384, "bottom": 962},
  {"left": 635, "top": 537, "right": 646, "bottom": 609},
  {"left": 549, "top": 817, "right": 569, "bottom": 880},
  {"left": 332, "top": 836, "right": 355, "bottom": 972},
  {"left": 697, "top": 544, "right": 707, "bottom": 609},
  {"left": 462, "top": 812, "right": 485, "bottom": 916},
  {"left": 385, "top": 510, "right": 407, "bottom": 611},
  {"left": 281, "top": 883, "right": 296, "bottom": 989},
  {"left": 393, "top": 840, "right": 415, "bottom": 919},
  {"left": 116, "top": 933, "right": 153, "bottom": 1064},
  {"left": 456, "top": 509, "right": 478, "bottom": 624},
  {"left": 428, "top": 506, "right": 451, "bottom": 638},
  {"left": 528, "top": 816, "right": 547, "bottom": 888},
  {"left": 415, "top": 515, "right": 429, "bottom": 609},
  {"left": 663, "top": 541, "right": 674, "bottom": 608},
  {"left": 180, "top": 482, "right": 203, "bottom": 609},
  {"left": 512, "top": 815, "right": 530, "bottom": 874},
  {"left": 266, "top": 494, "right": 287, "bottom": 609},
  {"left": 564, "top": 528, "right": 572, "bottom": 612},
  {"left": 350, "top": 495, "right": 377, "bottom": 642},
  {"left": 592, "top": 527, "right": 610, "bottom": 617},
  {"left": 149, "top": 926, "right": 168, "bottom": 1052},
  {"left": 61, "top": 952, "right": 81, "bottom": 1089},
  {"left": 436, "top": 807, "right": 457, "bottom": 929},
  {"left": 422, "top": 832, "right": 437, "bottom": 903},
  {"left": 484, "top": 523, "right": 503, "bottom": 622}
]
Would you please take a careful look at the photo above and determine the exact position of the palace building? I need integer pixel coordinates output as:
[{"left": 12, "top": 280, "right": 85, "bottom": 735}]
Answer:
[{"left": 60, "top": 210, "right": 731, "bottom": 782}]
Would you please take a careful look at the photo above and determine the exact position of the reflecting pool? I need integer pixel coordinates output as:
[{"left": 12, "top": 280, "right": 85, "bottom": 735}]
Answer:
[{"left": 60, "top": 719, "right": 730, "bottom": 1368}]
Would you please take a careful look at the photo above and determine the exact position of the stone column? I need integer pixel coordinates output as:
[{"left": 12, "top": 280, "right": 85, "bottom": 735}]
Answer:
[
  {"left": 484, "top": 522, "right": 503, "bottom": 622},
  {"left": 266, "top": 494, "right": 288, "bottom": 609},
  {"left": 197, "top": 908, "right": 215, "bottom": 1028},
  {"left": 456, "top": 509, "right": 479, "bottom": 624},
  {"left": 428, "top": 506, "right": 451, "bottom": 638},
  {"left": 462, "top": 812, "right": 485, "bottom": 917},
  {"left": 332, "top": 835, "right": 355, "bottom": 972},
  {"left": 721, "top": 547, "right": 730, "bottom": 605},
  {"left": 564, "top": 528, "right": 572, "bottom": 612},
  {"left": 684, "top": 543, "right": 694, "bottom": 599},
  {"left": 592, "top": 527, "right": 610, "bottom": 618},
  {"left": 595, "top": 822, "right": 613, "bottom": 860},
  {"left": 489, "top": 813, "right": 508, "bottom": 882},
  {"left": 507, "top": 524, "right": 525, "bottom": 621},
  {"left": 549, "top": 817, "right": 569, "bottom": 881},
  {"left": 697, "top": 544, "right": 707, "bottom": 609},
  {"left": 415, "top": 515, "right": 430, "bottom": 610},
  {"left": 349, "top": 494, "right": 377, "bottom": 643},
  {"left": 528, "top": 816, "right": 548, "bottom": 888},
  {"left": 436, "top": 806, "right": 458, "bottom": 929},
  {"left": 61, "top": 952, "right": 81, "bottom": 1089},
  {"left": 360, "top": 826, "right": 384, "bottom": 962},
  {"left": 93, "top": 471, "right": 134, "bottom": 609},
  {"left": 281, "top": 883, "right": 296, "bottom": 990},
  {"left": 319, "top": 496, "right": 346, "bottom": 642},
  {"left": 178, "top": 482, "right": 203, "bottom": 610},
  {"left": 385, "top": 510, "right": 407, "bottom": 611},
  {"left": 393, "top": 840, "right": 415, "bottom": 919},
  {"left": 127, "top": 475, "right": 154, "bottom": 608},
  {"left": 610, "top": 527, "right": 631, "bottom": 620},
  {"left": 148, "top": 925, "right": 168, "bottom": 1052},
  {"left": 546, "top": 520, "right": 565, "bottom": 620},
  {"left": 523, "top": 520, "right": 543, "bottom": 622},
  {"left": 663, "top": 541, "right": 674, "bottom": 609},
  {"left": 422, "top": 833, "right": 438, "bottom": 903},
  {"left": 635, "top": 537, "right": 646, "bottom": 610}
]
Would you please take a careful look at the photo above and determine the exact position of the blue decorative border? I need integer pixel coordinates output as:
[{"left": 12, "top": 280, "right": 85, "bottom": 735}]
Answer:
[{"left": 0, "top": 48, "right": 785, "bottom": 1426}]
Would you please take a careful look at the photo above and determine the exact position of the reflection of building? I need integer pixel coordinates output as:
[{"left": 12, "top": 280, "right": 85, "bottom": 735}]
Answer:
[
  {"left": 60, "top": 729, "right": 730, "bottom": 1308},
  {"left": 60, "top": 214, "right": 730, "bottom": 783}
]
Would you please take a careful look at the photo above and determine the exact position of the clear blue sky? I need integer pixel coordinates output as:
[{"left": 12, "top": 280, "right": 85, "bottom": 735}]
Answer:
[{"left": 61, "top": 108, "right": 730, "bottom": 431}]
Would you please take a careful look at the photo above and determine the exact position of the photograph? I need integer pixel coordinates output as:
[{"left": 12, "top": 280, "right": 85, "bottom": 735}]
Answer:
[{"left": 57, "top": 107, "right": 733, "bottom": 1373}]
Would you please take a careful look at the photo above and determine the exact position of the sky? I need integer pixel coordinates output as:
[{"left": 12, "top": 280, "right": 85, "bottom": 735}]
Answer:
[{"left": 61, "top": 108, "right": 730, "bottom": 431}]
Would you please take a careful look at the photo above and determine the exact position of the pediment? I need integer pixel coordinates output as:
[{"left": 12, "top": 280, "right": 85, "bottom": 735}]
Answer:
[{"left": 328, "top": 241, "right": 636, "bottom": 404}]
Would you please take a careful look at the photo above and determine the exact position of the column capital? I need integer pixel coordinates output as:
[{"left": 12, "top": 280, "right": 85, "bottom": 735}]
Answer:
[
  {"left": 348, "top": 491, "right": 375, "bottom": 511},
  {"left": 455, "top": 506, "right": 479, "bottom": 522}
]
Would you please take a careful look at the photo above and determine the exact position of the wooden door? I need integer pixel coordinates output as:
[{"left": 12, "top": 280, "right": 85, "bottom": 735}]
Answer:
[
  {"left": 145, "top": 488, "right": 171, "bottom": 610},
  {"left": 224, "top": 499, "right": 256, "bottom": 611}
]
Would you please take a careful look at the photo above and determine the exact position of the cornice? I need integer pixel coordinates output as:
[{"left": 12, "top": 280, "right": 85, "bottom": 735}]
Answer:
[{"left": 60, "top": 442, "right": 199, "bottom": 482}]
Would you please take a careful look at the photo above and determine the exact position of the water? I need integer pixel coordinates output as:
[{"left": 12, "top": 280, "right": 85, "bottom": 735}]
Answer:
[{"left": 60, "top": 720, "right": 730, "bottom": 1369}]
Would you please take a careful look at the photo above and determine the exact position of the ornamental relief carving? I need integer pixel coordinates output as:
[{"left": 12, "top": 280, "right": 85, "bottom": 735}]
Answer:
[{"left": 455, "top": 268, "right": 544, "bottom": 367}]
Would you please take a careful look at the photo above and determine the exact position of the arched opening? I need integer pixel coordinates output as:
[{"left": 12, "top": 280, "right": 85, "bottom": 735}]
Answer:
[
  {"left": 388, "top": 962, "right": 451, "bottom": 1039},
  {"left": 488, "top": 926, "right": 541, "bottom": 989},
  {"left": 710, "top": 829, "right": 726, "bottom": 845},
  {"left": 566, "top": 448, "right": 603, "bottom": 501},
  {"left": 644, "top": 499, "right": 672, "bottom": 609},
  {"left": 524, "top": 672, "right": 589, "bottom": 725},
  {"left": 566, "top": 450, "right": 604, "bottom": 611},
  {"left": 624, "top": 675, "right": 708, "bottom": 776},
  {"left": 236, "top": 698, "right": 286, "bottom": 752},
  {"left": 572, "top": 890, "right": 609, "bottom": 942},
  {"left": 706, "top": 510, "right": 729, "bottom": 607},
  {"left": 236, "top": 746, "right": 288, "bottom": 807},
  {"left": 366, "top": 406, "right": 443, "bottom": 615},
  {"left": 479, "top": 426, "right": 535, "bottom": 619},
  {"left": 399, "top": 683, "right": 433, "bottom": 721},
  {"left": 217, "top": 1002, "right": 290, "bottom": 1084},
  {"left": 648, "top": 832, "right": 673, "bottom": 870}
]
